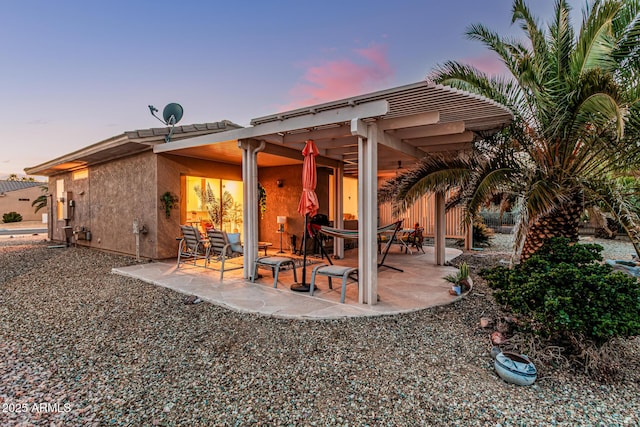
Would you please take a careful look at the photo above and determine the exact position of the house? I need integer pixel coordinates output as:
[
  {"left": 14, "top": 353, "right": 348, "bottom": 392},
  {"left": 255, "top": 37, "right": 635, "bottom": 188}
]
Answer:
[
  {"left": 25, "top": 80, "right": 512, "bottom": 305},
  {"left": 0, "top": 180, "right": 46, "bottom": 222}
]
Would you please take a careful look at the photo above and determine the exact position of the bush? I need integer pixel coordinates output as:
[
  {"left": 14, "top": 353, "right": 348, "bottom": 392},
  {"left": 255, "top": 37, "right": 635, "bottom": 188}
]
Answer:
[
  {"left": 472, "top": 216, "right": 493, "bottom": 247},
  {"left": 2, "top": 212, "right": 23, "bottom": 223},
  {"left": 481, "top": 237, "right": 640, "bottom": 344}
]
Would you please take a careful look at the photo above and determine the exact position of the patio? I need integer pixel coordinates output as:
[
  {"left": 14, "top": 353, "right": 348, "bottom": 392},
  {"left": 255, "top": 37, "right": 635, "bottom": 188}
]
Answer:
[{"left": 112, "top": 245, "right": 463, "bottom": 319}]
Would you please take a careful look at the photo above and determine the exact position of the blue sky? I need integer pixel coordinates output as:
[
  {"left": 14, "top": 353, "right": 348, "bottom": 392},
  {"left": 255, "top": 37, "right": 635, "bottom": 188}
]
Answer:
[{"left": 0, "top": 0, "right": 585, "bottom": 178}]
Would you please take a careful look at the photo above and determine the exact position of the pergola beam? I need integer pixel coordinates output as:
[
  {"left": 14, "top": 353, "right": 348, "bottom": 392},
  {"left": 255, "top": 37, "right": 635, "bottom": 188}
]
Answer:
[
  {"left": 262, "top": 142, "right": 342, "bottom": 168},
  {"left": 408, "top": 130, "right": 475, "bottom": 147},
  {"left": 281, "top": 124, "right": 352, "bottom": 144},
  {"left": 417, "top": 142, "right": 473, "bottom": 153},
  {"left": 377, "top": 111, "right": 440, "bottom": 131},
  {"left": 377, "top": 129, "right": 424, "bottom": 160},
  {"left": 391, "top": 121, "right": 465, "bottom": 140}
]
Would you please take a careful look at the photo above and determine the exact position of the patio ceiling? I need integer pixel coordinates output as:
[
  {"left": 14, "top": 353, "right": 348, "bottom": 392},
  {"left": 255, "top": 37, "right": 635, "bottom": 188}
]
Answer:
[{"left": 155, "top": 81, "right": 512, "bottom": 176}]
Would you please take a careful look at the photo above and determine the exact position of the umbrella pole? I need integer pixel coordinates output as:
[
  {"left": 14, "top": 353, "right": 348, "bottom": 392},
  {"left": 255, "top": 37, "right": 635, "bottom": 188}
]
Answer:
[{"left": 291, "top": 213, "right": 311, "bottom": 292}]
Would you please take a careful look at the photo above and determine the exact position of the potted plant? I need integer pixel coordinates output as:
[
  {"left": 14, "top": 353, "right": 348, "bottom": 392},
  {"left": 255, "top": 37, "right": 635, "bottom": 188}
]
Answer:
[
  {"left": 444, "top": 261, "right": 470, "bottom": 296},
  {"left": 160, "top": 192, "right": 179, "bottom": 218}
]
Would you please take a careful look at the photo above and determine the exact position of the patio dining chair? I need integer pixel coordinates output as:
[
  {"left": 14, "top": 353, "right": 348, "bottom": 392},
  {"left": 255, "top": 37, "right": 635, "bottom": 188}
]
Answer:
[
  {"left": 206, "top": 229, "right": 244, "bottom": 280},
  {"left": 177, "top": 225, "right": 209, "bottom": 267},
  {"left": 402, "top": 226, "right": 425, "bottom": 254}
]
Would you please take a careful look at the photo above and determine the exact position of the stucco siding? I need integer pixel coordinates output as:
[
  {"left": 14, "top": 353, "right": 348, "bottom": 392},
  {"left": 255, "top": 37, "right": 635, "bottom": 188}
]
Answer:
[
  {"left": 0, "top": 186, "right": 46, "bottom": 222},
  {"left": 89, "top": 152, "right": 158, "bottom": 257}
]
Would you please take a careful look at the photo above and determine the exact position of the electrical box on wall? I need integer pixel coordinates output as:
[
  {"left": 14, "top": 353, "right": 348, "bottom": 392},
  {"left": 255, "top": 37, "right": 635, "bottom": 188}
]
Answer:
[{"left": 62, "top": 191, "right": 73, "bottom": 220}]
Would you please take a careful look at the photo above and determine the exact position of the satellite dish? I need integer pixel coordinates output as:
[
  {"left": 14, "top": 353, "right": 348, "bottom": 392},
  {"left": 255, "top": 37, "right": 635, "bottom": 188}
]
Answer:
[
  {"left": 162, "top": 103, "right": 183, "bottom": 125},
  {"left": 147, "top": 102, "right": 185, "bottom": 142}
]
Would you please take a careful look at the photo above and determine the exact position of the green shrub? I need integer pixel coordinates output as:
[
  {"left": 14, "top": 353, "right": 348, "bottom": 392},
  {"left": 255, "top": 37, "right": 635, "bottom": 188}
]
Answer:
[
  {"left": 2, "top": 212, "right": 23, "bottom": 223},
  {"left": 472, "top": 216, "right": 493, "bottom": 247},
  {"left": 481, "top": 238, "right": 640, "bottom": 344}
]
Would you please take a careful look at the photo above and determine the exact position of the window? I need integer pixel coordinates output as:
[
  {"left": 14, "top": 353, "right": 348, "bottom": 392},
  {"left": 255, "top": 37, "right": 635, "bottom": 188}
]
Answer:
[
  {"left": 185, "top": 176, "right": 244, "bottom": 234},
  {"left": 73, "top": 169, "right": 88, "bottom": 180}
]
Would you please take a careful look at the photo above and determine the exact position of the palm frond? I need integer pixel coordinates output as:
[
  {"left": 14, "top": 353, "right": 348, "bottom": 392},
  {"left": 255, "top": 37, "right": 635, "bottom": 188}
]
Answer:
[
  {"left": 611, "top": 0, "right": 640, "bottom": 65},
  {"left": 573, "top": 0, "right": 620, "bottom": 75},
  {"left": 548, "top": 0, "right": 575, "bottom": 79},
  {"left": 512, "top": 0, "right": 548, "bottom": 63}
]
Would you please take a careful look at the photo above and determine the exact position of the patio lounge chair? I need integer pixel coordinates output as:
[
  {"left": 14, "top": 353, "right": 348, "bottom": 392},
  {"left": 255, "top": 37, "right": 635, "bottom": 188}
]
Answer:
[
  {"left": 177, "top": 225, "right": 209, "bottom": 267},
  {"left": 206, "top": 229, "right": 244, "bottom": 280}
]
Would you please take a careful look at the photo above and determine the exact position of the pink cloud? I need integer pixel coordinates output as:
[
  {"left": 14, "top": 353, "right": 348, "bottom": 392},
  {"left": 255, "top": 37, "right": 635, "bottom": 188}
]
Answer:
[
  {"left": 280, "top": 44, "right": 393, "bottom": 111},
  {"left": 462, "top": 52, "right": 508, "bottom": 76}
]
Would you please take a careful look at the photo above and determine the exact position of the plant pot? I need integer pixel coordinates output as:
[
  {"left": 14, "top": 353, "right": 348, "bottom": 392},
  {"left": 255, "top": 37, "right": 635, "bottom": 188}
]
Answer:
[
  {"left": 452, "top": 285, "right": 462, "bottom": 296},
  {"left": 494, "top": 351, "right": 537, "bottom": 386}
]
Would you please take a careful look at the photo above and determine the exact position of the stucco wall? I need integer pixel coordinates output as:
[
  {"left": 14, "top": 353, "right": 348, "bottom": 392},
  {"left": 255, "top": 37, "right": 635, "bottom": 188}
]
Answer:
[
  {"left": 45, "top": 151, "right": 332, "bottom": 260},
  {"left": 46, "top": 152, "right": 246, "bottom": 259},
  {"left": 47, "top": 151, "right": 158, "bottom": 257},
  {"left": 0, "top": 186, "right": 46, "bottom": 222},
  {"left": 258, "top": 165, "right": 330, "bottom": 254},
  {"left": 90, "top": 152, "right": 158, "bottom": 257}
]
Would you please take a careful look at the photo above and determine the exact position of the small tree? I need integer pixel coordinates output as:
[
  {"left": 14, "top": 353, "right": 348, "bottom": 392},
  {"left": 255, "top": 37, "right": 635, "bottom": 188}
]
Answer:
[{"left": 32, "top": 186, "right": 48, "bottom": 213}]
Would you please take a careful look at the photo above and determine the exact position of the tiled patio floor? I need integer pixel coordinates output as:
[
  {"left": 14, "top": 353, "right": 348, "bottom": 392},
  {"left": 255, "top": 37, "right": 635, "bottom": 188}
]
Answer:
[{"left": 112, "top": 245, "right": 463, "bottom": 319}]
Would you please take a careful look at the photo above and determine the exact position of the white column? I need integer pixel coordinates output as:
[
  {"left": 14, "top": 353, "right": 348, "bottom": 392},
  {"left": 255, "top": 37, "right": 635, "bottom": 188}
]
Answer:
[
  {"left": 333, "top": 164, "right": 345, "bottom": 259},
  {"left": 435, "top": 191, "right": 446, "bottom": 265},
  {"left": 358, "top": 123, "right": 378, "bottom": 305},
  {"left": 239, "top": 139, "right": 265, "bottom": 279}
]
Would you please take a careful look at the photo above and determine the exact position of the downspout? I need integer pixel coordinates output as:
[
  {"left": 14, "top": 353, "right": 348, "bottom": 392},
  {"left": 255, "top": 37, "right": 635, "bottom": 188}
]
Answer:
[{"left": 47, "top": 193, "right": 53, "bottom": 241}]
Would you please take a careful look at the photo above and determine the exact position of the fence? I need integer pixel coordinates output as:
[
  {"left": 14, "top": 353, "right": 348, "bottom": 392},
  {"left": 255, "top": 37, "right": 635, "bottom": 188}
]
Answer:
[
  {"left": 378, "top": 191, "right": 467, "bottom": 239},
  {"left": 479, "top": 210, "right": 627, "bottom": 236},
  {"left": 479, "top": 211, "right": 516, "bottom": 233}
]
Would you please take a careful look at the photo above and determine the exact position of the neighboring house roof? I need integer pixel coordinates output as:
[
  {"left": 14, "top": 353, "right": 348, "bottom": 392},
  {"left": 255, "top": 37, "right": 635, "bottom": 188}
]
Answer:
[
  {"left": 24, "top": 120, "right": 242, "bottom": 176},
  {"left": 0, "top": 180, "right": 43, "bottom": 194}
]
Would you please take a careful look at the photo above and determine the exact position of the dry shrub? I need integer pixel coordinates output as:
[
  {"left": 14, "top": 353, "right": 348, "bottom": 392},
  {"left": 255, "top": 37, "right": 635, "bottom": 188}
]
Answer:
[
  {"left": 504, "top": 333, "right": 570, "bottom": 372},
  {"left": 504, "top": 332, "right": 640, "bottom": 382},
  {"left": 568, "top": 335, "right": 640, "bottom": 382}
]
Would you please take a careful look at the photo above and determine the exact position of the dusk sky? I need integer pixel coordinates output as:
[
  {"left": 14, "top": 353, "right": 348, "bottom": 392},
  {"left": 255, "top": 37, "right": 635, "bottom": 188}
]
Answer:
[{"left": 1, "top": 0, "right": 584, "bottom": 178}]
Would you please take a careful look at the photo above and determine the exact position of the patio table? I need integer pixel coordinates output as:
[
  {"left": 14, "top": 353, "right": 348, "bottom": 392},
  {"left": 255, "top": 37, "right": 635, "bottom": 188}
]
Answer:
[{"left": 257, "top": 241, "right": 272, "bottom": 256}]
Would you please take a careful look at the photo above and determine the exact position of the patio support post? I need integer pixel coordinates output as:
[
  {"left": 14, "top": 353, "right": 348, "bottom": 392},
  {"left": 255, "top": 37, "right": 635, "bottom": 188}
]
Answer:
[
  {"left": 465, "top": 222, "right": 473, "bottom": 251},
  {"left": 435, "top": 191, "right": 446, "bottom": 265},
  {"left": 356, "top": 121, "right": 378, "bottom": 305},
  {"left": 239, "top": 138, "right": 265, "bottom": 279},
  {"left": 333, "top": 164, "right": 345, "bottom": 259}
]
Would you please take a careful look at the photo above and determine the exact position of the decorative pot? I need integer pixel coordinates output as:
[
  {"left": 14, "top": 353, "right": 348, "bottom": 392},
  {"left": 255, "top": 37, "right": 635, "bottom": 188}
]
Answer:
[
  {"left": 452, "top": 284, "right": 462, "bottom": 296},
  {"left": 494, "top": 351, "right": 537, "bottom": 386}
]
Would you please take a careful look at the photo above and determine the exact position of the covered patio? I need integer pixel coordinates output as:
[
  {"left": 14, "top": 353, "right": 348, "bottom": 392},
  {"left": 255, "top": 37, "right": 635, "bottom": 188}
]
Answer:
[
  {"left": 113, "top": 245, "right": 463, "bottom": 319},
  {"left": 156, "top": 80, "right": 512, "bottom": 306}
]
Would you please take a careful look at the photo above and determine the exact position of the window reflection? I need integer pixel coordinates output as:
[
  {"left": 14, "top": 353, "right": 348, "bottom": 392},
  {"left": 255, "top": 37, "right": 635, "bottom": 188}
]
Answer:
[{"left": 185, "top": 176, "right": 244, "bottom": 235}]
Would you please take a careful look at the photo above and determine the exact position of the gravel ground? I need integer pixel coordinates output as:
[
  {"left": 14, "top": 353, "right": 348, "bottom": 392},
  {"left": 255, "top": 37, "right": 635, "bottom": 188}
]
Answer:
[{"left": 1, "top": 235, "right": 639, "bottom": 426}]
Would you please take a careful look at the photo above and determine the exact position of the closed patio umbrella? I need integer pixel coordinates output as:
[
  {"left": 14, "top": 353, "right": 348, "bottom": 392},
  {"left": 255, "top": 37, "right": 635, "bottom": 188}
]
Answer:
[{"left": 291, "top": 139, "right": 319, "bottom": 292}]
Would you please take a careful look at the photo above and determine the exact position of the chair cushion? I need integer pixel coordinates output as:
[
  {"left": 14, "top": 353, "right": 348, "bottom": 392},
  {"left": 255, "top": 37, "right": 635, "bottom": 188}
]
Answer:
[
  {"left": 316, "top": 265, "right": 355, "bottom": 276},
  {"left": 256, "top": 256, "right": 292, "bottom": 266},
  {"left": 227, "top": 233, "right": 242, "bottom": 253}
]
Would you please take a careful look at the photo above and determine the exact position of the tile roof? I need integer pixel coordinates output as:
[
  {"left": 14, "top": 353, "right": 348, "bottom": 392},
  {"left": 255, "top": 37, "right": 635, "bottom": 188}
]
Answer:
[
  {"left": 0, "top": 180, "right": 44, "bottom": 193},
  {"left": 25, "top": 120, "right": 242, "bottom": 176}
]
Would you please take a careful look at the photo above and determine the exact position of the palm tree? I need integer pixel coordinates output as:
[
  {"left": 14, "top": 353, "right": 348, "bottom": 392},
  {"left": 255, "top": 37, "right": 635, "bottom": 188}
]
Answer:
[
  {"left": 31, "top": 186, "right": 48, "bottom": 213},
  {"left": 380, "top": 0, "right": 640, "bottom": 260}
]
